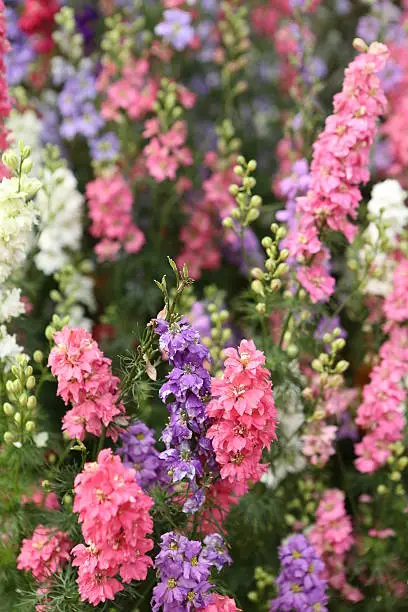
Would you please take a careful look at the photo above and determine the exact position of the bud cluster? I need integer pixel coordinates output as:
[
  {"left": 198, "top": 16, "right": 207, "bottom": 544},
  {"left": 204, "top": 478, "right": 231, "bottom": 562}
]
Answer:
[
  {"left": 2, "top": 354, "right": 38, "bottom": 447},
  {"left": 250, "top": 223, "right": 290, "bottom": 312},
  {"left": 247, "top": 566, "right": 275, "bottom": 604},
  {"left": 308, "top": 326, "right": 349, "bottom": 398},
  {"left": 54, "top": 6, "right": 84, "bottom": 63},
  {"left": 223, "top": 155, "right": 262, "bottom": 234},
  {"left": 153, "top": 78, "right": 184, "bottom": 133},
  {"left": 218, "top": 0, "right": 250, "bottom": 105},
  {"left": 278, "top": 477, "right": 324, "bottom": 529}
]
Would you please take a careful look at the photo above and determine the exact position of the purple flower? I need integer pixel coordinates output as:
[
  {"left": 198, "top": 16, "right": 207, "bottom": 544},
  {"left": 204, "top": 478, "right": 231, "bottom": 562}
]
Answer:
[
  {"left": 58, "top": 88, "right": 80, "bottom": 117},
  {"left": 188, "top": 302, "right": 211, "bottom": 340},
  {"left": 155, "top": 318, "right": 218, "bottom": 513},
  {"left": 78, "top": 103, "right": 105, "bottom": 138},
  {"left": 356, "top": 16, "right": 381, "bottom": 44},
  {"left": 155, "top": 9, "right": 195, "bottom": 51},
  {"left": 270, "top": 535, "right": 328, "bottom": 612},
  {"left": 222, "top": 226, "right": 264, "bottom": 276},
  {"left": 117, "top": 420, "right": 168, "bottom": 490},
  {"left": 5, "top": 7, "right": 35, "bottom": 86},
  {"left": 152, "top": 532, "right": 230, "bottom": 612},
  {"left": 90, "top": 132, "right": 120, "bottom": 162},
  {"left": 202, "top": 534, "right": 232, "bottom": 571}
]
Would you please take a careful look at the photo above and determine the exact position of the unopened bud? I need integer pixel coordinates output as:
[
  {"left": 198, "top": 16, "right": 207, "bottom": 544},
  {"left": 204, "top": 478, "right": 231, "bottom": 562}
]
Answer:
[
  {"left": 3, "top": 402, "right": 14, "bottom": 416},
  {"left": 25, "top": 421, "right": 35, "bottom": 433},
  {"left": 251, "top": 280, "right": 265, "bottom": 297},
  {"left": 27, "top": 396, "right": 37, "bottom": 411}
]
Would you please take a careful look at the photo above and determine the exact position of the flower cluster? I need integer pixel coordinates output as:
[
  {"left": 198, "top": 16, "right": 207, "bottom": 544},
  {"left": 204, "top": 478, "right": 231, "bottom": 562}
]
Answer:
[
  {"left": 48, "top": 326, "right": 127, "bottom": 441},
  {"left": 143, "top": 118, "right": 193, "bottom": 183},
  {"left": 206, "top": 339, "right": 277, "bottom": 489},
  {"left": 270, "top": 534, "right": 328, "bottom": 612},
  {"left": 355, "top": 327, "right": 408, "bottom": 473},
  {"left": 151, "top": 531, "right": 232, "bottom": 611},
  {"left": 117, "top": 419, "right": 168, "bottom": 491},
  {"left": 17, "top": 525, "right": 72, "bottom": 584},
  {"left": 4, "top": 4, "right": 34, "bottom": 87},
  {"left": 309, "top": 489, "right": 361, "bottom": 601},
  {"left": 35, "top": 165, "right": 84, "bottom": 275},
  {"left": 72, "top": 449, "right": 154, "bottom": 605},
  {"left": 86, "top": 171, "right": 145, "bottom": 261},
  {"left": 286, "top": 41, "right": 389, "bottom": 303},
  {"left": 18, "top": 0, "right": 58, "bottom": 54},
  {"left": 155, "top": 318, "right": 217, "bottom": 513},
  {"left": 58, "top": 61, "right": 104, "bottom": 143}
]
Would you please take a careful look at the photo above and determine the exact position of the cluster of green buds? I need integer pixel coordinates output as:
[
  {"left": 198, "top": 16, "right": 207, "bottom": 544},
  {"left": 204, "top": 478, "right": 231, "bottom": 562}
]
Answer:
[
  {"left": 101, "top": 10, "right": 145, "bottom": 65},
  {"left": 223, "top": 156, "right": 262, "bottom": 234},
  {"left": 218, "top": 0, "right": 250, "bottom": 110},
  {"left": 43, "top": 144, "right": 66, "bottom": 173},
  {"left": 377, "top": 442, "right": 408, "bottom": 500},
  {"left": 2, "top": 141, "right": 42, "bottom": 198},
  {"left": 250, "top": 223, "right": 290, "bottom": 313},
  {"left": 248, "top": 566, "right": 275, "bottom": 608},
  {"left": 45, "top": 313, "right": 70, "bottom": 345},
  {"left": 202, "top": 300, "right": 232, "bottom": 377},
  {"left": 53, "top": 6, "right": 84, "bottom": 63},
  {"left": 279, "top": 477, "right": 324, "bottom": 529},
  {"left": 2, "top": 354, "right": 38, "bottom": 447},
  {"left": 215, "top": 119, "right": 241, "bottom": 170},
  {"left": 51, "top": 260, "right": 94, "bottom": 324},
  {"left": 348, "top": 210, "right": 393, "bottom": 293},
  {"left": 304, "top": 327, "right": 348, "bottom": 399},
  {"left": 153, "top": 78, "right": 184, "bottom": 134}
]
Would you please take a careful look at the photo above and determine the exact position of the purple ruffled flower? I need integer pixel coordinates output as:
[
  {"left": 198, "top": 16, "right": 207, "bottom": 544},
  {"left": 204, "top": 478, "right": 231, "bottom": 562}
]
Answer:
[
  {"left": 151, "top": 532, "right": 232, "bottom": 612},
  {"left": 155, "top": 318, "right": 218, "bottom": 513},
  {"left": 117, "top": 420, "right": 169, "bottom": 490},
  {"left": 155, "top": 9, "right": 195, "bottom": 51},
  {"left": 90, "top": 132, "right": 120, "bottom": 162},
  {"left": 5, "top": 7, "right": 35, "bottom": 86},
  {"left": 270, "top": 534, "right": 328, "bottom": 612}
]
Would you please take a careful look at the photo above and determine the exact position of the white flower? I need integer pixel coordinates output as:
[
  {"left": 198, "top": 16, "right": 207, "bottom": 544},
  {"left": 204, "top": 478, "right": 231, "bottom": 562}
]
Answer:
[
  {"left": 6, "top": 110, "right": 43, "bottom": 171},
  {"left": 35, "top": 166, "right": 84, "bottom": 275},
  {"left": 0, "top": 288, "right": 25, "bottom": 323},
  {"left": 0, "top": 325, "right": 22, "bottom": 365},
  {"left": 367, "top": 179, "right": 408, "bottom": 241},
  {"left": 65, "top": 271, "right": 96, "bottom": 313},
  {"left": 0, "top": 176, "right": 39, "bottom": 283},
  {"left": 33, "top": 432, "right": 49, "bottom": 448}
]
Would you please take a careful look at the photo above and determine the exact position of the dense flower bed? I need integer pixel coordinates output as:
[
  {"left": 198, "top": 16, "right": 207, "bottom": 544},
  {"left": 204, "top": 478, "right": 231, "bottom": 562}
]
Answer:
[{"left": 1, "top": 1, "right": 408, "bottom": 611}]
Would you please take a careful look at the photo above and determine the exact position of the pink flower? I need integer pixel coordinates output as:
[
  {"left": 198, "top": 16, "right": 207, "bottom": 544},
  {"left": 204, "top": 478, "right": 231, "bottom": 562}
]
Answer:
[
  {"left": 286, "top": 41, "right": 389, "bottom": 302},
  {"left": 309, "top": 488, "right": 358, "bottom": 599},
  {"left": 207, "top": 339, "right": 277, "bottom": 488},
  {"left": 48, "top": 326, "right": 128, "bottom": 441},
  {"left": 17, "top": 525, "right": 72, "bottom": 583},
  {"left": 297, "top": 264, "right": 335, "bottom": 303},
  {"left": 355, "top": 327, "right": 407, "bottom": 473},
  {"left": 201, "top": 594, "right": 241, "bottom": 611},
  {"left": 86, "top": 172, "right": 145, "bottom": 262},
  {"left": 72, "top": 449, "right": 154, "bottom": 605},
  {"left": 302, "top": 421, "right": 337, "bottom": 466}
]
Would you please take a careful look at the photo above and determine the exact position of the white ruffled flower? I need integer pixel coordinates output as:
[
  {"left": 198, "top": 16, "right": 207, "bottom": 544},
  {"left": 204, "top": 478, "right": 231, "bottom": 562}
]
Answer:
[
  {"left": 0, "top": 325, "right": 22, "bottom": 365},
  {"left": 361, "top": 180, "right": 408, "bottom": 296},
  {"left": 6, "top": 109, "right": 43, "bottom": 171},
  {"left": 0, "top": 175, "right": 40, "bottom": 283},
  {"left": 35, "top": 166, "right": 84, "bottom": 275},
  {"left": 0, "top": 288, "right": 25, "bottom": 323},
  {"left": 367, "top": 179, "right": 408, "bottom": 241}
]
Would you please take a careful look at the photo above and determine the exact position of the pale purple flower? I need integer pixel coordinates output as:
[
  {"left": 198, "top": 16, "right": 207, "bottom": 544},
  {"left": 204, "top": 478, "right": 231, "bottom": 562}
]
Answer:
[
  {"left": 78, "top": 103, "right": 105, "bottom": 138},
  {"left": 90, "top": 132, "right": 120, "bottom": 162},
  {"left": 155, "top": 9, "right": 195, "bottom": 51},
  {"left": 356, "top": 16, "right": 381, "bottom": 43},
  {"left": 270, "top": 535, "right": 328, "bottom": 612}
]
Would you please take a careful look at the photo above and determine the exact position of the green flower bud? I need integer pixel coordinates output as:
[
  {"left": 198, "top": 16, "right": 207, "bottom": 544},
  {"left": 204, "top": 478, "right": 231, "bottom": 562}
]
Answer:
[
  {"left": 26, "top": 376, "right": 36, "bottom": 390},
  {"left": 14, "top": 412, "right": 22, "bottom": 424},
  {"left": 335, "top": 360, "right": 349, "bottom": 374},
  {"left": 3, "top": 432, "right": 14, "bottom": 445},
  {"left": 255, "top": 302, "right": 266, "bottom": 314},
  {"left": 251, "top": 267, "right": 264, "bottom": 280},
  {"left": 251, "top": 280, "right": 265, "bottom": 297},
  {"left": 25, "top": 421, "right": 36, "bottom": 433},
  {"left": 3, "top": 402, "right": 14, "bottom": 416},
  {"left": 27, "top": 396, "right": 37, "bottom": 411},
  {"left": 247, "top": 159, "right": 257, "bottom": 172}
]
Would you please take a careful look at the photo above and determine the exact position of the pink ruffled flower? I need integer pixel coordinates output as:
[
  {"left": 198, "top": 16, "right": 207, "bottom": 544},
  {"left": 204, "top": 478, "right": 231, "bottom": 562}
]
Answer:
[
  {"left": 72, "top": 449, "right": 154, "bottom": 606},
  {"left": 17, "top": 525, "right": 72, "bottom": 583},
  {"left": 48, "top": 326, "right": 128, "bottom": 441},
  {"left": 206, "top": 339, "right": 277, "bottom": 488},
  {"left": 143, "top": 119, "right": 192, "bottom": 183},
  {"left": 86, "top": 172, "right": 145, "bottom": 262},
  {"left": 355, "top": 327, "right": 408, "bottom": 473},
  {"left": 202, "top": 594, "right": 241, "bottom": 611},
  {"left": 302, "top": 421, "right": 337, "bottom": 466},
  {"left": 0, "top": 0, "right": 11, "bottom": 171},
  {"left": 286, "top": 41, "right": 389, "bottom": 302},
  {"left": 309, "top": 489, "right": 361, "bottom": 601}
]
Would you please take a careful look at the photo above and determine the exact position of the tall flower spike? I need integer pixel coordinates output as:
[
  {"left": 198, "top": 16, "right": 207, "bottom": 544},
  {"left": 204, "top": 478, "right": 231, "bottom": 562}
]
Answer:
[{"left": 206, "top": 339, "right": 277, "bottom": 490}]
